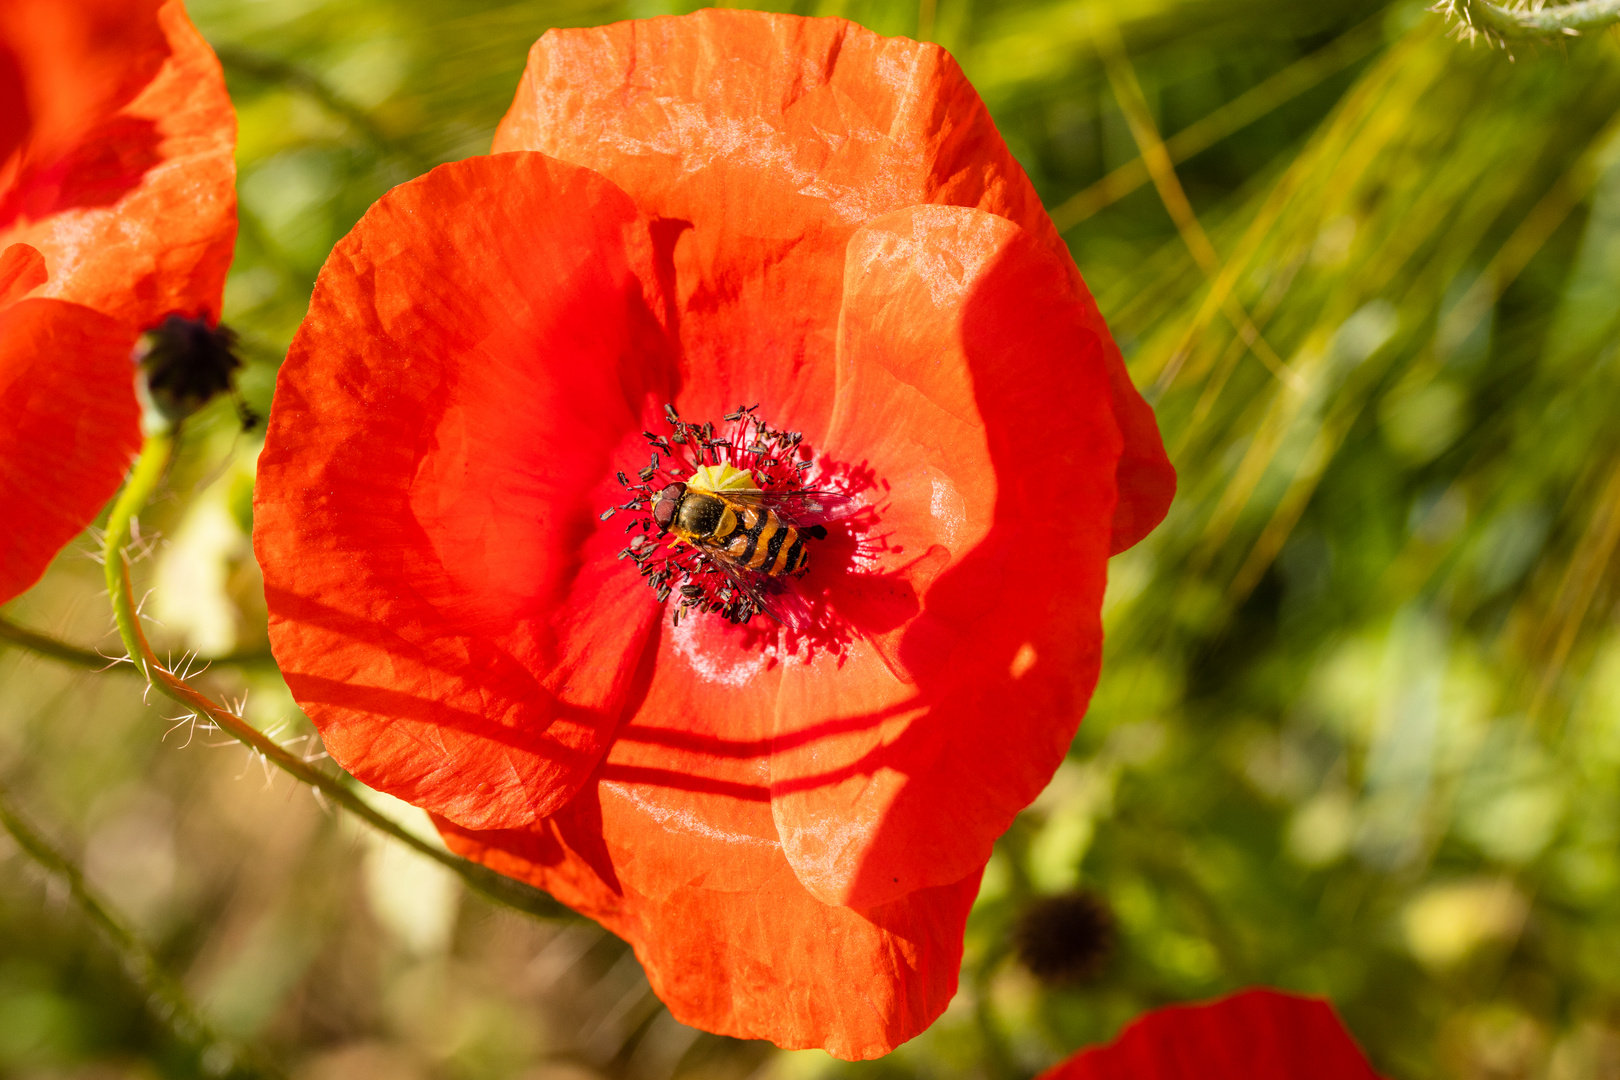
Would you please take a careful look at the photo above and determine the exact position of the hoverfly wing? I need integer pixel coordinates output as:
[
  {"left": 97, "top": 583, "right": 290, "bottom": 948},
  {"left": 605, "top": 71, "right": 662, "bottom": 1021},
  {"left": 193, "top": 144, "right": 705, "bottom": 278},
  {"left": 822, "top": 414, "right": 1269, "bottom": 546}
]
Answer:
[
  {"left": 758, "top": 580, "right": 814, "bottom": 632},
  {"left": 706, "top": 553, "right": 813, "bottom": 632},
  {"left": 749, "top": 488, "right": 858, "bottom": 527}
]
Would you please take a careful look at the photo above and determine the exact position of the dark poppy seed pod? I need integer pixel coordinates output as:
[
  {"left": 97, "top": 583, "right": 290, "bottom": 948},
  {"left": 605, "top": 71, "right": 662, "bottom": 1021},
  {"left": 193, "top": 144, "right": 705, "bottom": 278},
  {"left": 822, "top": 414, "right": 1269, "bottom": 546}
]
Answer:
[
  {"left": 132, "top": 315, "right": 245, "bottom": 433},
  {"left": 1013, "top": 890, "right": 1116, "bottom": 985}
]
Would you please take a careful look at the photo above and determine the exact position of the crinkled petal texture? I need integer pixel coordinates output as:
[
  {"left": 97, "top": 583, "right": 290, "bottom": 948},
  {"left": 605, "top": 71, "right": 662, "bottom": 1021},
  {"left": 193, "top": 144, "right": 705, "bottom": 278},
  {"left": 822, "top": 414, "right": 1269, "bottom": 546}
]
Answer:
[
  {"left": 1037, "top": 990, "right": 1384, "bottom": 1080},
  {"left": 0, "top": 0, "right": 236, "bottom": 327},
  {"left": 768, "top": 205, "right": 1119, "bottom": 907},
  {"left": 0, "top": 298, "right": 140, "bottom": 600},
  {"left": 261, "top": 12, "right": 1174, "bottom": 1060},
  {"left": 0, "top": 0, "right": 166, "bottom": 171},
  {"left": 256, "top": 153, "right": 673, "bottom": 828},
  {"left": 0, "top": 0, "right": 235, "bottom": 604},
  {"left": 494, "top": 8, "right": 1172, "bottom": 552},
  {"left": 438, "top": 710, "right": 985, "bottom": 1058}
]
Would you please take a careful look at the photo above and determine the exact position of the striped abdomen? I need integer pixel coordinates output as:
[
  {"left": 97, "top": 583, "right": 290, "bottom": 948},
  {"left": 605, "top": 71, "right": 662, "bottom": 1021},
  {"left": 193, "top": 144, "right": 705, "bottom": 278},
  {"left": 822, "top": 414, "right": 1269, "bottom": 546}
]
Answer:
[{"left": 713, "top": 503, "right": 810, "bottom": 576}]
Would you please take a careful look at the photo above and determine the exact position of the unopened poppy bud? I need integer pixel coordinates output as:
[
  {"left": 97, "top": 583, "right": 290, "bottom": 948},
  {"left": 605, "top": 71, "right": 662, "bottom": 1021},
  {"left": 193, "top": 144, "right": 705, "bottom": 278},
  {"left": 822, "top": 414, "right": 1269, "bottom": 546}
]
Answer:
[
  {"left": 132, "top": 315, "right": 246, "bottom": 434},
  {"left": 1014, "top": 890, "right": 1116, "bottom": 985}
]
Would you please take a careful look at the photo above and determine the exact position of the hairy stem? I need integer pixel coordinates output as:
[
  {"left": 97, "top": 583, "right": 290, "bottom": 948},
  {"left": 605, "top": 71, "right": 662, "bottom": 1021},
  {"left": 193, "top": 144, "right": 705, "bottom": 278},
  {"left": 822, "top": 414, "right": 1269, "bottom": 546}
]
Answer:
[
  {"left": 0, "top": 783, "right": 285, "bottom": 1079},
  {"left": 1439, "top": 0, "right": 1620, "bottom": 40},
  {"left": 102, "top": 436, "right": 573, "bottom": 922}
]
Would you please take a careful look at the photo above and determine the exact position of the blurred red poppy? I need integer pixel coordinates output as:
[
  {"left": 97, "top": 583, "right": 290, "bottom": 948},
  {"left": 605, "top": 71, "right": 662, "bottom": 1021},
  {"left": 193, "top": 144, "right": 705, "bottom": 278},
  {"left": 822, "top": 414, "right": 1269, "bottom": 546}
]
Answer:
[
  {"left": 255, "top": 10, "right": 1172, "bottom": 1059},
  {"left": 1038, "top": 989, "right": 1383, "bottom": 1080},
  {"left": 0, "top": 0, "right": 235, "bottom": 603}
]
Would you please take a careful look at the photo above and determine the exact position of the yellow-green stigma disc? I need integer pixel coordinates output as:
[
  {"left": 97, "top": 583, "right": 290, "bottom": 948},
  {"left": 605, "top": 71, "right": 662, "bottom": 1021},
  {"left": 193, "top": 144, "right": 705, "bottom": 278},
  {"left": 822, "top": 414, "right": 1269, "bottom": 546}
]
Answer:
[{"left": 689, "top": 463, "right": 760, "bottom": 493}]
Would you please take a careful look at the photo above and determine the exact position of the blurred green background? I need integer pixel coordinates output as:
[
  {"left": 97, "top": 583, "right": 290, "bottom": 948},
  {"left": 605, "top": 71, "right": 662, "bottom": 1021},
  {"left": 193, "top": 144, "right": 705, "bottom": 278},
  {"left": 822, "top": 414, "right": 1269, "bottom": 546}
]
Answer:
[{"left": 4, "top": 0, "right": 1620, "bottom": 1077}]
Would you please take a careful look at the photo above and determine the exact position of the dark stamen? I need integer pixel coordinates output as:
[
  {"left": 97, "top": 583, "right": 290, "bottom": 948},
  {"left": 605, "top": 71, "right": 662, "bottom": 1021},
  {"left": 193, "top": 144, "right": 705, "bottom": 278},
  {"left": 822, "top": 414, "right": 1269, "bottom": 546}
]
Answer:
[{"left": 133, "top": 315, "right": 246, "bottom": 432}]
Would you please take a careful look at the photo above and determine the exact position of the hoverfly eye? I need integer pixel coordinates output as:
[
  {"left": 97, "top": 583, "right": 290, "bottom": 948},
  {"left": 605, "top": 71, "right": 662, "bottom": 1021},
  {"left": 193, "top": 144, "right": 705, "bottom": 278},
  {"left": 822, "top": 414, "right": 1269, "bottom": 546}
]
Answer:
[{"left": 652, "top": 483, "right": 685, "bottom": 531}]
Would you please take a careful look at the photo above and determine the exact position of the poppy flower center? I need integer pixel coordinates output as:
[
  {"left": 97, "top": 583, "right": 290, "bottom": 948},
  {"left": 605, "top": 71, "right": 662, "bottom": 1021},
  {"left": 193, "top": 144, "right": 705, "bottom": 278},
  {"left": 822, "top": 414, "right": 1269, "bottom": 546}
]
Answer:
[
  {"left": 132, "top": 315, "right": 253, "bottom": 432},
  {"left": 603, "top": 405, "right": 851, "bottom": 630}
]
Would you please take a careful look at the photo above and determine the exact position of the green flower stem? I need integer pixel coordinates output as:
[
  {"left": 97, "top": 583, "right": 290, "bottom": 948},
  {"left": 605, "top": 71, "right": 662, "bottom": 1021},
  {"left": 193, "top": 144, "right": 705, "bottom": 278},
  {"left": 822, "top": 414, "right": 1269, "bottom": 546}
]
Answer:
[
  {"left": 102, "top": 435, "right": 573, "bottom": 922},
  {"left": 0, "top": 615, "right": 274, "bottom": 673},
  {"left": 0, "top": 782, "right": 285, "bottom": 1079},
  {"left": 1443, "top": 0, "right": 1620, "bottom": 39},
  {"left": 0, "top": 615, "right": 132, "bottom": 671}
]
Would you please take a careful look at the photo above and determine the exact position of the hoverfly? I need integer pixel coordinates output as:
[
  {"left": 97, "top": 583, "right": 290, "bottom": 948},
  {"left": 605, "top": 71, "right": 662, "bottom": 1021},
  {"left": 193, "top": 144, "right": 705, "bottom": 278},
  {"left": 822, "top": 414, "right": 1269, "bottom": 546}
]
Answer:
[{"left": 651, "top": 463, "right": 854, "bottom": 630}]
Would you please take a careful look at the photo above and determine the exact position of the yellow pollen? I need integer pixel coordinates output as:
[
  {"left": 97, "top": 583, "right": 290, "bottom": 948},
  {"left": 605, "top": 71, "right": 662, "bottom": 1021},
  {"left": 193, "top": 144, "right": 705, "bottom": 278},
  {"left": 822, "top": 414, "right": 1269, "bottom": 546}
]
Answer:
[{"left": 689, "top": 463, "right": 760, "bottom": 493}]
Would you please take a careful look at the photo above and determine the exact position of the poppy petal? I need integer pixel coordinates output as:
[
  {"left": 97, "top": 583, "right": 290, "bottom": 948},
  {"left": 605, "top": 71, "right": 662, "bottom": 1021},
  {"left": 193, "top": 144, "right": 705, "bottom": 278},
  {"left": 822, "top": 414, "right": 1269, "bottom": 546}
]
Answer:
[
  {"left": 439, "top": 608, "right": 981, "bottom": 1058},
  {"left": 438, "top": 775, "right": 982, "bottom": 1061},
  {"left": 601, "top": 611, "right": 781, "bottom": 829},
  {"left": 0, "top": 297, "right": 140, "bottom": 603},
  {"left": 0, "top": 0, "right": 236, "bottom": 330},
  {"left": 494, "top": 8, "right": 1171, "bottom": 556},
  {"left": 1085, "top": 287, "right": 1177, "bottom": 554},
  {"left": 255, "top": 152, "right": 673, "bottom": 830},
  {"left": 1038, "top": 988, "right": 1384, "bottom": 1080},
  {"left": 0, "top": 242, "right": 46, "bottom": 305},
  {"left": 0, "top": 0, "right": 167, "bottom": 167},
  {"left": 769, "top": 205, "right": 1121, "bottom": 908}
]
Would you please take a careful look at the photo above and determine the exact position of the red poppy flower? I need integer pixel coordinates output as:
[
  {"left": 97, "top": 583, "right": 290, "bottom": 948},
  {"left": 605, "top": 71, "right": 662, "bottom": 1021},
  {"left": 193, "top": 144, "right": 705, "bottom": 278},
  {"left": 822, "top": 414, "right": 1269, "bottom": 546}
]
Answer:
[
  {"left": 254, "top": 10, "right": 1172, "bottom": 1059},
  {"left": 0, "top": 0, "right": 236, "bottom": 603},
  {"left": 1038, "top": 989, "right": 1384, "bottom": 1080}
]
